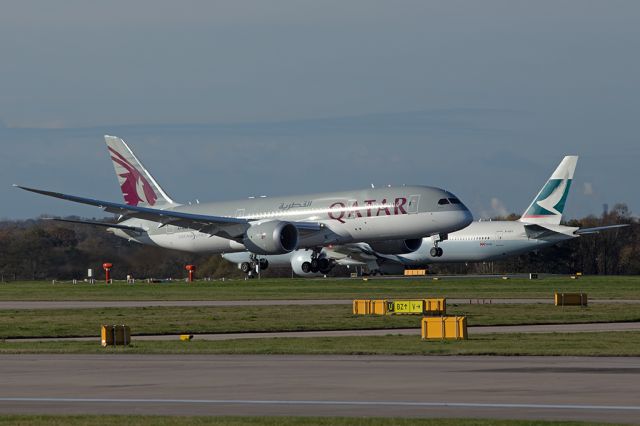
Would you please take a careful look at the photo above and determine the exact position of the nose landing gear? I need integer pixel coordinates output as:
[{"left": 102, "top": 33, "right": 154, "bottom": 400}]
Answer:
[
  {"left": 430, "top": 233, "right": 447, "bottom": 257},
  {"left": 430, "top": 246, "right": 444, "bottom": 257}
]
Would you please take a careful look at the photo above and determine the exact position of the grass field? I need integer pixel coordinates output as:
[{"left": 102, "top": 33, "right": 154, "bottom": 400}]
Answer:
[
  {"left": 0, "top": 275, "right": 639, "bottom": 301},
  {"left": 1, "top": 303, "right": 639, "bottom": 339},
  {"left": 2, "top": 331, "right": 640, "bottom": 356},
  {"left": 0, "top": 415, "right": 616, "bottom": 426}
]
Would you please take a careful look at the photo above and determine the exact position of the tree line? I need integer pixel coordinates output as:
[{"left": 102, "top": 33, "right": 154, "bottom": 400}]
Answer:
[{"left": 0, "top": 203, "right": 637, "bottom": 281}]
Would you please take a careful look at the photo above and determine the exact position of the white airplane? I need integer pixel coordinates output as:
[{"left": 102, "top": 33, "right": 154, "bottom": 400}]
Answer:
[
  {"left": 16, "top": 135, "right": 473, "bottom": 266},
  {"left": 224, "top": 155, "right": 627, "bottom": 275}
]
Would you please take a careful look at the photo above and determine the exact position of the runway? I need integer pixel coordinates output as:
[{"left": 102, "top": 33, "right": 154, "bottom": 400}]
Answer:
[
  {"left": 0, "top": 354, "right": 638, "bottom": 423},
  {"left": 2, "top": 298, "right": 639, "bottom": 310}
]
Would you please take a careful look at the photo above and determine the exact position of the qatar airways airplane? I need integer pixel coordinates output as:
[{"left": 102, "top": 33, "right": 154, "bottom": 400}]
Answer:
[
  {"left": 224, "top": 155, "right": 626, "bottom": 275},
  {"left": 16, "top": 136, "right": 472, "bottom": 265}
]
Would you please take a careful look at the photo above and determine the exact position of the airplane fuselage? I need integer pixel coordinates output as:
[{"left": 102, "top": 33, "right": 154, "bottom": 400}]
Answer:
[
  {"left": 110, "top": 186, "right": 472, "bottom": 254},
  {"left": 394, "top": 220, "right": 577, "bottom": 265}
]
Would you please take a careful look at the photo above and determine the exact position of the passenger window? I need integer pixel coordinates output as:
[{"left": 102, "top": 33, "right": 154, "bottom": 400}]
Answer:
[{"left": 438, "top": 198, "right": 450, "bottom": 205}]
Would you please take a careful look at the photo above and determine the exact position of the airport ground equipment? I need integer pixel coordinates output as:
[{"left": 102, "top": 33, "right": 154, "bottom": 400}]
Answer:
[
  {"left": 404, "top": 269, "right": 427, "bottom": 276},
  {"left": 101, "top": 324, "right": 130, "bottom": 347},
  {"left": 555, "top": 292, "right": 588, "bottom": 306},
  {"left": 352, "top": 300, "right": 388, "bottom": 315},
  {"left": 353, "top": 298, "right": 446, "bottom": 316},
  {"left": 102, "top": 263, "right": 113, "bottom": 284},
  {"left": 185, "top": 264, "right": 196, "bottom": 282},
  {"left": 421, "top": 316, "right": 468, "bottom": 340},
  {"left": 424, "top": 298, "right": 446, "bottom": 315},
  {"left": 180, "top": 334, "right": 193, "bottom": 341}
]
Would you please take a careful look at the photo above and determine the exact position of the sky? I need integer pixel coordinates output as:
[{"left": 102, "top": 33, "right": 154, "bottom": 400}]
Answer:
[{"left": 1, "top": 1, "right": 639, "bottom": 221}]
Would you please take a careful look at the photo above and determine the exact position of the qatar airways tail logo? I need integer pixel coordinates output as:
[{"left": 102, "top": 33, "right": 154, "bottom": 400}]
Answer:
[
  {"left": 108, "top": 147, "right": 158, "bottom": 206},
  {"left": 328, "top": 198, "right": 409, "bottom": 223}
]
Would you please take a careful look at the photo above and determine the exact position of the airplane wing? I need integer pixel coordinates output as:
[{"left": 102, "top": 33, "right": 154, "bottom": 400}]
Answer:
[
  {"left": 43, "top": 217, "right": 145, "bottom": 233},
  {"left": 324, "top": 243, "right": 398, "bottom": 266},
  {"left": 16, "top": 185, "right": 323, "bottom": 239},
  {"left": 575, "top": 224, "right": 629, "bottom": 235}
]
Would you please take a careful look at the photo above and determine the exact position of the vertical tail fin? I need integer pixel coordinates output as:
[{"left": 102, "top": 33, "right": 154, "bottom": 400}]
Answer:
[
  {"left": 104, "top": 135, "right": 176, "bottom": 208},
  {"left": 519, "top": 156, "right": 578, "bottom": 225}
]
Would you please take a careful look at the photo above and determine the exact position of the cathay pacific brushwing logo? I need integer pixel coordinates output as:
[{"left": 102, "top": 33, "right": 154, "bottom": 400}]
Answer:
[
  {"left": 108, "top": 147, "right": 158, "bottom": 206},
  {"left": 536, "top": 177, "right": 568, "bottom": 216},
  {"left": 524, "top": 176, "right": 572, "bottom": 217}
]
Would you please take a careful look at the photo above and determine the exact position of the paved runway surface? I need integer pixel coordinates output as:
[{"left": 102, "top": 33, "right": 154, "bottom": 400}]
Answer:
[
  {"left": 2, "top": 298, "right": 639, "bottom": 310},
  {"left": 0, "top": 354, "right": 638, "bottom": 422}
]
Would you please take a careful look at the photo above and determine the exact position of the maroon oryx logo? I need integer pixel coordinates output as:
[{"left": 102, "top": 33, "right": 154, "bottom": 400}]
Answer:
[{"left": 109, "top": 147, "right": 157, "bottom": 206}]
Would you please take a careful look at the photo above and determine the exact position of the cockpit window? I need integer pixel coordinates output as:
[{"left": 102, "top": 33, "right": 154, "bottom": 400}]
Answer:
[
  {"left": 438, "top": 198, "right": 450, "bottom": 205},
  {"left": 448, "top": 198, "right": 462, "bottom": 204}
]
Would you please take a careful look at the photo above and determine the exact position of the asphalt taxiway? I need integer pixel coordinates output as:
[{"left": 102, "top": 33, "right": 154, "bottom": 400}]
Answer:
[
  {"left": 2, "top": 298, "right": 639, "bottom": 310},
  {"left": 6, "top": 321, "right": 640, "bottom": 343},
  {"left": 0, "top": 355, "right": 638, "bottom": 423}
]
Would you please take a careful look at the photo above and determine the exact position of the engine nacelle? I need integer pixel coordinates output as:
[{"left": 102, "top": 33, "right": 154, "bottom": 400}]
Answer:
[
  {"left": 242, "top": 221, "right": 298, "bottom": 255},
  {"left": 368, "top": 238, "right": 422, "bottom": 255}
]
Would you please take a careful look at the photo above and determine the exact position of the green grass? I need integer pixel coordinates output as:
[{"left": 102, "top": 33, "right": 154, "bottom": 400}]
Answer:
[
  {"left": 0, "top": 415, "right": 615, "bottom": 426},
  {"left": 2, "top": 331, "right": 640, "bottom": 356},
  {"left": 1, "top": 275, "right": 639, "bottom": 301},
  {"left": 1, "top": 303, "right": 639, "bottom": 339}
]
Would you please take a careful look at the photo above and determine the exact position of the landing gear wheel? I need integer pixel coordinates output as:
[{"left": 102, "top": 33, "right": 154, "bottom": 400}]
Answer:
[
  {"left": 259, "top": 259, "right": 269, "bottom": 271},
  {"left": 430, "top": 247, "right": 439, "bottom": 258},
  {"left": 310, "top": 259, "right": 319, "bottom": 270},
  {"left": 301, "top": 262, "right": 312, "bottom": 274},
  {"left": 436, "top": 247, "right": 443, "bottom": 257},
  {"left": 317, "top": 258, "right": 330, "bottom": 271},
  {"left": 240, "top": 262, "right": 251, "bottom": 273}
]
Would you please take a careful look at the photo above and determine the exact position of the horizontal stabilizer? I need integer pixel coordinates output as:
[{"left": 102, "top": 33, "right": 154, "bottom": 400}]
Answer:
[{"left": 575, "top": 224, "right": 629, "bottom": 235}]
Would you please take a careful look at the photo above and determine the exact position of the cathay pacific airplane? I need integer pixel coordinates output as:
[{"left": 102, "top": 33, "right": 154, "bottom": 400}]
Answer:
[
  {"left": 224, "top": 155, "right": 626, "bottom": 275},
  {"left": 15, "top": 136, "right": 473, "bottom": 263}
]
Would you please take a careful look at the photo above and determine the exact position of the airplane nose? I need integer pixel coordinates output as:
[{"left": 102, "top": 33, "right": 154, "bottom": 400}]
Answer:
[
  {"left": 460, "top": 208, "right": 474, "bottom": 228},
  {"left": 435, "top": 208, "right": 472, "bottom": 234}
]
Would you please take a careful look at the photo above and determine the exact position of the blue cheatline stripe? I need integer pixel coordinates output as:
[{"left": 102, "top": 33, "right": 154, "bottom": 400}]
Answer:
[{"left": 0, "top": 398, "right": 638, "bottom": 411}]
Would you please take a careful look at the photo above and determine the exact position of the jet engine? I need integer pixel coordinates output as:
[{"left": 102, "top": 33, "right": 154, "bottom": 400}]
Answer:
[
  {"left": 242, "top": 221, "right": 299, "bottom": 255},
  {"left": 368, "top": 238, "right": 422, "bottom": 254}
]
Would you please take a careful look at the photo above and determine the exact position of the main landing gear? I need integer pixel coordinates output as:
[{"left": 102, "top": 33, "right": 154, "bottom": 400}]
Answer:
[
  {"left": 430, "top": 233, "right": 447, "bottom": 258},
  {"left": 240, "top": 255, "right": 269, "bottom": 277},
  {"left": 301, "top": 248, "right": 333, "bottom": 274}
]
